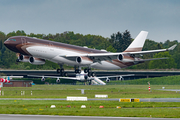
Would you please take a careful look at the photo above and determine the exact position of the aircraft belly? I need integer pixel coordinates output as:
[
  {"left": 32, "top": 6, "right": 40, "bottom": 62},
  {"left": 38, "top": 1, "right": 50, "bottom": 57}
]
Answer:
[
  {"left": 26, "top": 46, "right": 58, "bottom": 59},
  {"left": 91, "top": 61, "right": 121, "bottom": 70}
]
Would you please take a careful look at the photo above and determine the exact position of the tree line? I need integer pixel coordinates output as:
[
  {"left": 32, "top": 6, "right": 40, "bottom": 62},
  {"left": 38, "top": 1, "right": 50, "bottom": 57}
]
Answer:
[{"left": 0, "top": 30, "right": 179, "bottom": 70}]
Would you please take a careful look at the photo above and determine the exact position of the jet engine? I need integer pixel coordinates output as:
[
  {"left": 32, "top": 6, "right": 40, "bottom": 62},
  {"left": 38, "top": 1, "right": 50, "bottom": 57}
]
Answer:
[
  {"left": 106, "top": 78, "right": 110, "bottom": 83},
  {"left": 117, "top": 54, "right": 134, "bottom": 62},
  {"left": 76, "top": 56, "right": 93, "bottom": 65},
  {"left": 41, "top": 76, "right": 45, "bottom": 81},
  {"left": 119, "top": 76, "right": 124, "bottom": 81},
  {"left": 56, "top": 78, "right": 60, "bottom": 83},
  {"left": 17, "top": 54, "right": 29, "bottom": 62},
  {"left": 29, "top": 57, "right": 45, "bottom": 65}
]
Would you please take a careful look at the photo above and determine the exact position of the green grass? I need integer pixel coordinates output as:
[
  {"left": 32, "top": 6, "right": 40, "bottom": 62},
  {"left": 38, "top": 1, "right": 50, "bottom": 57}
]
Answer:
[
  {"left": 108, "top": 75, "right": 180, "bottom": 85},
  {"left": 0, "top": 85, "right": 180, "bottom": 98},
  {"left": 0, "top": 84, "right": 180, "bottom": 118},
  {"left": 0, "top": 100, "right": 180, "bottom": 118}
]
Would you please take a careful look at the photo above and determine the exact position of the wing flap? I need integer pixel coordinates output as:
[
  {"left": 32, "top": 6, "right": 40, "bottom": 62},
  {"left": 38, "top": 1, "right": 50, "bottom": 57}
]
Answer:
[{"left": 135, "top": 57, "right": 168, "bottom": 62}]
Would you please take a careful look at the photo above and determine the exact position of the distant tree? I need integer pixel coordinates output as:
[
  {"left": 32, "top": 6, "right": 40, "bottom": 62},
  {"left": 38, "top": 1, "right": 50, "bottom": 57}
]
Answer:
[
  {"left": 0, "top": 31, "right": 6, "bottom": 50},
  {"left": 148, "top": 52, "right": 176, "bottom": 69},
  {"left": 106, "top": 45, "right": 117, "bottom": 52},
  {"left": 110, "top": 30, "right": 132, "bottom": 52}
]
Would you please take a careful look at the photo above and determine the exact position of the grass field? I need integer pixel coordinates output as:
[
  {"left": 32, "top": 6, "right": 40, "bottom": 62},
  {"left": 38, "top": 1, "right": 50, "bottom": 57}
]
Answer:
[
  {"left": 0, "top": 85, "right": 180, "bottom": 98},
  {"left": 0, "top": 84, "right": 180, "bottom": 118}
]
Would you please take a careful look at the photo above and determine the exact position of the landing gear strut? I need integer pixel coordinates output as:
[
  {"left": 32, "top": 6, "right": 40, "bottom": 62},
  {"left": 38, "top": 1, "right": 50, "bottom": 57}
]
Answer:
[
  {"left": 84, "top": 68, "right": 95, "bottom": 77},
  {"left": 74, "top": 66, "right": 81, "bottom": 74},
  {"left": 57, "top": 64, "right": 67, "bottom": 77}
]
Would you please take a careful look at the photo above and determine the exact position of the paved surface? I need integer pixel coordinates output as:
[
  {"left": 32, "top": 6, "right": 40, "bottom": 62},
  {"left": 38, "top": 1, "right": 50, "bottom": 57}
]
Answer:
[
  {"left": 1, "top": 98, "right": 180, "bottom": 102},
  {"left": 0, "top": 114, "right": 180, "bottom": 120}
]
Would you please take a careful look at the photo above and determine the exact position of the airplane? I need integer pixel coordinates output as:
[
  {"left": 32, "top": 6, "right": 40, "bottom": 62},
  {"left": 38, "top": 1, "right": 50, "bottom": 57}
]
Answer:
[
  {"left": 28, "top": 71, "right": 134, "bottom": 85},
  {"left": 0, "top": 78, "right": 10, "bottom": 83},
  {"left": 4, "top": 31, "right": 177, "bottom": 76}
]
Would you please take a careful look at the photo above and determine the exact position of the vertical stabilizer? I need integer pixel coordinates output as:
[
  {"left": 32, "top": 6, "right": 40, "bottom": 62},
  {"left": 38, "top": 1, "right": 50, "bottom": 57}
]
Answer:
[{"left": 124, "top": 31, "right": 148, "bottom": 52}]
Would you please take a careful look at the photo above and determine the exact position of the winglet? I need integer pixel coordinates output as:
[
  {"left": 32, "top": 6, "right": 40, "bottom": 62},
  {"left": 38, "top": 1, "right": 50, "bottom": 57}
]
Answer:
[{"left": 167, "top": 44, "right": 177, "bottom": 51}]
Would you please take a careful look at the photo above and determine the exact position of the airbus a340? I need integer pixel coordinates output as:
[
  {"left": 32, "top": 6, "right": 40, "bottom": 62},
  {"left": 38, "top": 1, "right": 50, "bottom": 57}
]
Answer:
[{"left": 4, "top": 31, "right": 176, "bottom": 77}]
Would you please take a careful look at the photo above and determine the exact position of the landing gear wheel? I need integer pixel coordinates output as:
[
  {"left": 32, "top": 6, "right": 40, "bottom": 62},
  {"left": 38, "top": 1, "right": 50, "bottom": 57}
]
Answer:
[
  {"left": 57, "top": 69, "right": 60, "bottom": 73},
  {"left": 84, "top": 69, "right": 88, "bottom": 73},
  {"left": 63, "top": 72, "right": 68, "bottom": 77},
  {"left": 60, "top": 68, "right": 64, "bottom": 73},
  {"left": 75, "top": 69, "right": 81, "bottom": 73},
  {"left": 88, "top": 73, "right": 91, "bottom": 77},
  {"left": 87, "top": 69, "right": 92, "bottom": 73},
  {"left": 91, "top": 72, "right": 95, "bottom": 77}
]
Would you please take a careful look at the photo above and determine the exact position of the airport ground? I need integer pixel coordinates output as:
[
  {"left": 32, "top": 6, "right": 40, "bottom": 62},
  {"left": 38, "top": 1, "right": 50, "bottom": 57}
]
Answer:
[{"left": 0, "top": 85, "right": 180, "bottom": 118}]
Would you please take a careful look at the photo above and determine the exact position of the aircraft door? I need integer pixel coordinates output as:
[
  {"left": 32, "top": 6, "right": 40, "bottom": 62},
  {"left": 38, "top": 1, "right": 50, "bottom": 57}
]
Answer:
[{"left": 21, "top": 38, "right": 27, "bottom": 45}]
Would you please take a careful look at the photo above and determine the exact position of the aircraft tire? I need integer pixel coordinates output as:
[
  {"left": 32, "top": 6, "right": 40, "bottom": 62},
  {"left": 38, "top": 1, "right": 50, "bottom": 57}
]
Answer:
[
  {"left": 87, "top": 69, "right": 91, "bottom": 73},
  {"left": 60, "top": 69, "right": 64, "bottom": 73},
  {"left": 64, "top": 72, "right": 68, "bottom": 77},
  {"left": 84, "top": 69, "right": 88, "bottom": 73},
  {"left": 91, "top": 72, "right": 95, "bottom": 77},
  {"left": 57, "top": 69, "right": 60, "bottom": 73}
]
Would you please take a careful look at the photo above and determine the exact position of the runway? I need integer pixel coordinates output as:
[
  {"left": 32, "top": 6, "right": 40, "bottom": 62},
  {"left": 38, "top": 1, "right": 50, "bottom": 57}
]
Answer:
[
  {"left": 1, "top": 98, "right": 180, "bottom": 102},
  {"left": 0, "top": 114, "right": 179, "bottom": 120}
]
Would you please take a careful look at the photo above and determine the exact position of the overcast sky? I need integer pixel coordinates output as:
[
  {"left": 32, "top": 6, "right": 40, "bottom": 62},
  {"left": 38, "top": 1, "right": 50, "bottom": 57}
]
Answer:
[{"left": 0, "top": 0, "right": 179, "bottom": 42}]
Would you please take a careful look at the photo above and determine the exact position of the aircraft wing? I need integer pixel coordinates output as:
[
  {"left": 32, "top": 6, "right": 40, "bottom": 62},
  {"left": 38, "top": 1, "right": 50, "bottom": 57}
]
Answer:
[
  {"left": 28, "top": 75, "right": 79, "bottom": 80},
  {"left": 97, "top": 74, "right": 134, "bottom": 79},
  {"left": 63, "top": 44, "right": 177, "bottom": 62}
]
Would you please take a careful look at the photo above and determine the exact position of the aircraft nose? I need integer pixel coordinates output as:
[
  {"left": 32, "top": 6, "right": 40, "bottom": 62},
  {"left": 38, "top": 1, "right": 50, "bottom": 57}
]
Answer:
[
  {"left": 4, "top": 39, "right": 19, "bottom": 52},
  {"left": 4, "top": 40, "right": 10, "bottom": 47},
  {"left": 4, "top": 40, "right": 8, "bottom": 44}
]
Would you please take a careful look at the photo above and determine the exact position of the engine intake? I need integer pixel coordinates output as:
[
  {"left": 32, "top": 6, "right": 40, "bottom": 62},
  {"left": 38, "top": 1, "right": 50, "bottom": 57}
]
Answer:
[
  {"left": 76, "top": 56, "right": 93, "bottom": 65},
  {"left": 106, "top": 78, "right": 110, "bottom": 83},
  {"left": 18, "top": 54, "right": 29, "bottom": 62},
  {"left": 117, "top": 54, "right": 134, "bottom": 62},
  {"left": 117, "top": 54, "right": 124, "bottom": 61}
]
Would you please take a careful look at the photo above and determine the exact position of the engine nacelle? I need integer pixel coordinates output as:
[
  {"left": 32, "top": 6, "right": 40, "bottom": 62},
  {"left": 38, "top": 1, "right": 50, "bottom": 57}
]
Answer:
[
  {"left": 56, "top": 78, "right": 60, "bottom": 83},
  {"left": 106, "top": 78, "right": 110, "bottom": 83},
  {"left": 18, "top": 54, "right": 29, "bottom": 62},
  {"left": 119, "top": 76, "right": 124, "bottom": 81},
  {"left": 117, "top": 54, "right": 134, "bottom": 62},
  {"left": 41, "top": 76, "right": 45, "bottom": 81},
  {"left": 76, "top": 56, "right": 93, "bottom": 65},
  {"left": 29, "top": 57, "right": 45, "bottom": 65}
]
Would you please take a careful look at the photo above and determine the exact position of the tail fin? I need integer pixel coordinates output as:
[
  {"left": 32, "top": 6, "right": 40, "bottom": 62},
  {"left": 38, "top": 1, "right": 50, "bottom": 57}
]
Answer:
[{"left": 124, "top": 31, "right": 148, "bottom": 52}]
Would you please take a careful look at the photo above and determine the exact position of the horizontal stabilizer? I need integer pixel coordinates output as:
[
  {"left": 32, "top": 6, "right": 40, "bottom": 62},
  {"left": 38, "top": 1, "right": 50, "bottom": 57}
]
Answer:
[{"left": 135, "top": 57, "right": 168, "bottom": 62}]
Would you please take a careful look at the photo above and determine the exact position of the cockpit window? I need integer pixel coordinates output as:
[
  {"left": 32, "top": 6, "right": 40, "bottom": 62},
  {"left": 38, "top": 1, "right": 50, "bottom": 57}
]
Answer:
[{"left": 7, "top": 38, "right": 16, "bottom": 41}]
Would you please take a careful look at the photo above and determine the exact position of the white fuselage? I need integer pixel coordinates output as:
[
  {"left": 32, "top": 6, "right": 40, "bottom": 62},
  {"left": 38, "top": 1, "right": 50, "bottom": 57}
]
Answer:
[{"left": 26, "top": 45, "right": 121, "bottom": 70}]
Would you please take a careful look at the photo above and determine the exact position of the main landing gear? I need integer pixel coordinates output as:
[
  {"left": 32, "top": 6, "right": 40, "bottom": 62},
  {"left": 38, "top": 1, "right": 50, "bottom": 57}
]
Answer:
[
  {"left": 84, "top": 68, "right": 95, "bottom": 77},
  {"left": 56, "top": 65, "right": 95, "bottom": 77},
  {"left": 74, "top": 66, "right": 81, "bottom": 74},
  {"left": 57, "top": 64, "right": 68, "bottom": 77}
]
